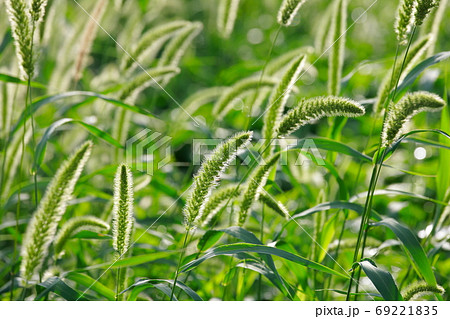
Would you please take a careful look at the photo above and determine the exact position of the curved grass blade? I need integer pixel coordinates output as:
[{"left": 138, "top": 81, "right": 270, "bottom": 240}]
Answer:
[
  {"left": 65, "top": 272, "right": 115, "bottom": 301},
  {"left": 12, "top": 91, "right": 155, "bottom": 137},
  {"left": 294, "top": 138, "right": 372, "bottom": 163},
  {"left": 350, "top": 189, "right": 450, "bottom": 207},
  {"left": 213, "top": 77, "right": 278, "bottom": 118},
  {"left": 395, "top": 51, "right": 450, "bottom": 99},
  {"left": 123, "top": 279, "right": 202, "bottom": 301},
  {"left": 291, "top": 201, "right": 382, "bottom": 222},
  {"left": 217, "top": 0, "right": 241, "bottom": 38},
  {"left": 35, "top": 277, "right": 88, "bottom": 301},
  {"left": 372, "top": 218, "right": 437, "bottom": 286},
  {"left": 355, "top": 260, "right": 403, "bottom": 301},
  {"left": 0, "top": 73, "right": 46, "bottom": 89},
  {"left": 180, "top": 243, "right": 348, "bottom": 279},
  {"left": 35, "top": 118, "right": 122, "bottom": 170}
]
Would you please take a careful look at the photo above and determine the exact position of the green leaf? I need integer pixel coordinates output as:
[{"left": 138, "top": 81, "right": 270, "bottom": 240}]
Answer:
[
  {"left": 318, "top": 213, "right": 337, "bottom": 262},
  {"left": 0, "top": 73, "right": 46, "bottom": 89},
  {"left": 236, "top": 260, "right": 295, "bottom": 297},
  {"left": 35, "top": 277, "right": 88, "bottom": 301},
  {"left": 35, "top": 118, "right": 123, "bottom": 169},
  {"left": 372, "top": 218, "right": 437, "bottom": 286},
  {"left": 112, "top": 251, "right": 176, "bottom": 268},
  {"left": 12, "top": 91, "right": 155, "bottom": 136},
  {"left": 396, "top": 51, "right": 450, "bottom": 99},
  {"left": 291, "top": 201, "right": 382, "bottom": 222},
  {"left": 124, "top": 279, "right": 202, "bottom": 301},
  {"left": 180, "top": 243, "right": 348, "bottom": 279},
  {"left": 298, "top": 138, "right": 372, "bottom": 163},
  {"left": 197, "top": 230, "right": 224, "bottom": 251},
  {"left": 206, "top": 226, "right": 294, "bottom": 298},
  {"left": 65, "top": 272, "right": 115, "bottom": 301},
  {"left": 356, "top": 260, "right": 403, "bottom": 301},
  {"left": 350, "top": 189, "right": 449, "bottom": 207},
  {"left": 72, "top": 230, "right": 112, "bottom": 240},
  {"left": 80, "top": 251, "right": 176, "bottom": 271}
]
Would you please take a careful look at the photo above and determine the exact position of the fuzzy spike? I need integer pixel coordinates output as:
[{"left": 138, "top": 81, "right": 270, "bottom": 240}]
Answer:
[
  {"left": 277, "top": 0, "right": 308, "bottom": 26},
  {"left": 238, "top": 153, "right": 281, "bottom": 226},
  {"left": 328, "top": 0, "right": 347, "bottom": 96},
  {"left": 381, "top": 91, "right": 445, "bottom": 147},
  {"left": 20, "top": 141, "right": 93, "bottom": 282},
  {"left": 395, "top": 0, "right": 417, "bottom": 45},
  {"left": 217, "top": 0, "right": 241, "bottom": 38},
  {"left": 5, "top": 0, "right": 34, "bottom": 79},
  {"left": 29, "top": 0, "right": 48, "bottom": 23},
  {"left": 415, "top": 0, "right": 440, "bottom": 26},
  {"left": 277, "top": 96, "right": 365, "bottom": 137},
  {"left": 402, "top": 281, "right": 445, "bottom": 300},
  {"left": 263, "top": 55, "right": 306, "bottom": 156},
  {"left": 183, "top": 131, "right": 253, "bottom": 229},
  {"left": 122, "top": 20, "right": 191, "bottom": 71},
  {"left": 118, "top": 66, "right": 180, "bottom": 102},
  {"left": 199, "top": 185, "right": 240, "bottom": 227},
  {"left": 258, "top": 193, "right": 290, "bottom": 220},
  {"left": 157, "top": 22, "right": 203, "bottom": 85},
  {"left": 112, "top": 164, "right": 134, "bottom": 256}
]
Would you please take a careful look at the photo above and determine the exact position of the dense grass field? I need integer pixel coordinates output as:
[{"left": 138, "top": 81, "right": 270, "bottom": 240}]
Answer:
[{"left": 0, "top": 0, "right": 449, "bottom": 301}]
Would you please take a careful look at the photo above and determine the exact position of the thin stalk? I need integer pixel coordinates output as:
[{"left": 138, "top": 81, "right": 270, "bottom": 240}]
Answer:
[
  {"left": 347, "top": 25, "right": 417, "bottom": 301},
  {"left": 14, "top": 81, "right": 32, "bottom": 301},
  {"left": 115, "top": 266, "right": 120, "bottom": 301},
  {"left": 354, "top": 27, "right": 417, "bottom": 297},
  {"left": 28, "top": 22, "right": 38, "bottom": 208},
  {"left": 170, "top": 229, "right": 190, "bottom": 300}
]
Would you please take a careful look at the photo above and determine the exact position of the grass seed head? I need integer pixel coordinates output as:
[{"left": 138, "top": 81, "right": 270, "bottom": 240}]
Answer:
[
  {"left": 183, "top": 131, "right": 253, "bottom": 229},
  {"left": 395, "top": 0, "right": 417, "bottom": 45},
  {"left": 277, "top": 0, "right": 308, "bottom": 26},
  {"left": 277, "top": 96, "right": 365, "bottom": 137},
  {"left": 20, "top": 141, "right": 93, "bottom": 282},
  {"left": 238, "top": 153, "right": 281, "bottom": 226},
  {"left": 112, "top": 164, "right": 135, "bottom": 256},
  {"left": 381, "top": 91, "right": 445, "bottom": 147}
]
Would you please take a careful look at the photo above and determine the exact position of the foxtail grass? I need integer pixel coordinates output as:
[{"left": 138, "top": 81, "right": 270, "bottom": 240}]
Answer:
[
  {"left": 122, "top": 20, "right": 190, "bottom": 71},
  {"left": 183, "top": 131, "right": 252, "bottom": 229},
  {"left": 381, "top": 91, "right": 445, "bottom": 147},
  {"left": 262, "top": 55, "right": 306, "bottom": 157},
  {"left": 328, "top": 0, "right": 347, "bottom": 96},
  {"left": 111, "top": 164, "right": 134, "bottom": 301},
  {"left": 73, "top": 0, "right": 106, "bottom": 83},
  {"left": 402, "top": 281, "right": 445, "bottom": 300},
  {"left": 414, "top": 0, "right": 440, "bottom": 26},
  {"left": 258, "top": 193, "right": 289, "bottom": 220},
  {"left": 157, "top": 22, "right": 203, "bottom": 85},
  {"left": 419, "top": 0, "right": 447, "bottom": 56},
  {"left": 276, "top": 96, "right": 365, "bottom": 137},
  {"left": 20, "top": 141, "right": 92, "bottom": 283},
  {"left": 277, "top": 0, "right": 308, "bottom": 26},
  {"left": 198, "top": 184, "right": 240, "bottom": 227},
  {"left": 217, "top": 0, "right": 241, "bottom": 38},
  {"left": 238, "top": 153, "right": 281, "bottom": 226},
  {"left": 5, "top": 0, "right": 34, "bottom": 80},
  {"left": 395, "top": 0, "right": 417, "bottom": 45}
]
